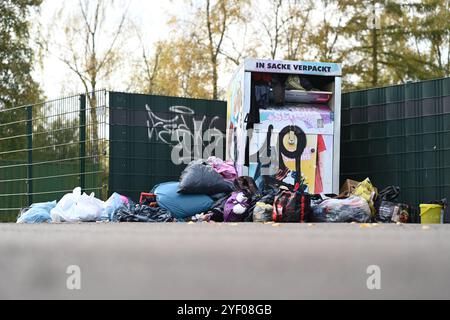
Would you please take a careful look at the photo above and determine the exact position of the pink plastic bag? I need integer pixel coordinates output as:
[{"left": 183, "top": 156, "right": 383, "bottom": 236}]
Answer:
[{"left": 207, "top": 157, "right": 237, "bottom": 182}]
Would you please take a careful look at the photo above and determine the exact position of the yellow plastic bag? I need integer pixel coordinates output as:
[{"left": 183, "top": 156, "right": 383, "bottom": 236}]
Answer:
[{"left": 351, "top": 178, "right": 378, "bottom": 215}]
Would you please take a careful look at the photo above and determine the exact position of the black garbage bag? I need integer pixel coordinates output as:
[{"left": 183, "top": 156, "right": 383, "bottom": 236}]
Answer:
[
  {"left": 374, "top": 186, "right": 404, "bottom": 223},
  {"left": 179, "top": 161, "right": 234, "bottom": 195},
  {"left": 259, "top": 185, "right": 278, "bottom": 205},
  {"left": 245, "top": 196, "right": 259, "bottom": 222},
  {"left": 205, "top": 194, "right": 230, "bottom": 222},
  {"left": 112, "top": 203, "right": 174, "bottom": 223}
]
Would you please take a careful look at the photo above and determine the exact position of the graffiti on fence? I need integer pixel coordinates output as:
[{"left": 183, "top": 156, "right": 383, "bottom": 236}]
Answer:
[{"left": 145, "top": 105, "right": 225, "bottom": 164}]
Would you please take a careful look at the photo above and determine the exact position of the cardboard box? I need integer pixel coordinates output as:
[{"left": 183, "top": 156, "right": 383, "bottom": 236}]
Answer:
[{"left": 339, "top": 179, "right": 360, "bottom": 197}]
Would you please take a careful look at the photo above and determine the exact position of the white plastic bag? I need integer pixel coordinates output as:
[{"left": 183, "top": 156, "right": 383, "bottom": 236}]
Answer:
[
  {"left": 50, "top": 187, "right": 82, "bottom": 222},
  {"left": 51, "top": 187, "right": 105, "bottom": 222}
]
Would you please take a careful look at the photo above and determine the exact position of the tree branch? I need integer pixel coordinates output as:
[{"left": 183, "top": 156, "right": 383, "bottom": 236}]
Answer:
[{"left": 95, "top": 1, "right": 129, "bottom": 73}]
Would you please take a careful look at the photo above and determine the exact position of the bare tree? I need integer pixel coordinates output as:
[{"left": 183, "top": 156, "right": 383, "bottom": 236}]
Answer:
[
  {"left": 285, "top": 0, "right": 314, "bottom": 60},
  {"left": 130, "top": 0, "right": 249, "bottom": 100},
  {"left": 206, "top": 0, "right": 226, "bottom": 100},
  {"left": 258, "top": 0, "right": 312, "bottom": 60},
  {"left": 262, "top": 0, "right": 284, "bottom": 59},
  {"left": 218, "top": 21, "right": 259, "bottom": 67},
  {"left": 52, "top": 0, "right": 130, "bottom": 158},
  {"left": 203, "top": 0, "right": 248, "bottom": 99},
  {"left": 132, "top": 26, "right": 163, "bottom": 94}
]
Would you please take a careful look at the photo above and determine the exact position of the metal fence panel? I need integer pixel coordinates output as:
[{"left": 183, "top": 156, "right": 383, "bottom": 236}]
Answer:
[
  {"left": 1, "top": 90, "right": 226, "bottom": 221},
  {"left": 0, "top": 91, "right": 108, "bottom": 221},
  {"left": 108, "top": 92, "right": 227, "bottom": 202},
  {"left": 341, "top": 77, "right": 450, "bottom": 207}
]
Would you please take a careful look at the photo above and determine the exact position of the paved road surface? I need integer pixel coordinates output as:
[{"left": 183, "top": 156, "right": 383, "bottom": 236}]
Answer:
[{"left": 1, "top": 223, "right": 449, "bottom": 299}]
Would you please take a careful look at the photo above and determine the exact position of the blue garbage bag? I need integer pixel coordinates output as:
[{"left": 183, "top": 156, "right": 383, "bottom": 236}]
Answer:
[
  {"left": 103, "top": 192, "right": 129, "bottom": 221},
  {"left": 153, "top": 182, "right": 214, "bottom": 219},
  {"left": 17, "top": 201, "right": 57, "bottom": 224}
]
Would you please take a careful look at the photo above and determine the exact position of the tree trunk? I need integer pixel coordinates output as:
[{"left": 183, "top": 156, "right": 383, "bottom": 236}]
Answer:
[
  {"left": 88, "top": 90, "right": 99, "bottom": 164},
  {"left": 371, "top": 2, "right": 378, "bottom": 87},
  {"left": 212, "top": 56, "right": 218, "bottom": 100},
  {"left": 206, "top": 0, "right": 218, "bottom": 100}
]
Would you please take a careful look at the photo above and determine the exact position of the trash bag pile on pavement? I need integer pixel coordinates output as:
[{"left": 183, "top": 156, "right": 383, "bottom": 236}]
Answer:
[{"left": 16, "top": 156, "right": 435, "bottom": 224}]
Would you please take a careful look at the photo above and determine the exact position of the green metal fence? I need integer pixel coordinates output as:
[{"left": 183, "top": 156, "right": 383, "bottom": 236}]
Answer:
[
  {"left": 341, "top": 77, "right": 450, "bottom": 207},
  {"left": 0, "top": 91, "right": 109, "bottom": 222},
  {"left": 0, "top": 91, "right": 227, "bottom": 221},
  {"left": 108, "top": 92, "right": 227, "bottom": 202}
]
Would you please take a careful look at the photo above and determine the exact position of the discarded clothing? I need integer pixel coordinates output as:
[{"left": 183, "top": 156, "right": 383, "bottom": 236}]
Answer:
[
  {"left": 17, "top": 201, "right": 56, "bottom": 224},
  {"left": 271, "top": 73, "right": 288, "bottom": 105},
  {"left": 190, "top": 213, "right": 212, "bottom": 223},
  {"left": 234, "top": 176, "right": 259, "bottom": 195},
  {"left": 224, "top": 191, "right": 251, "bottom": 222},
  {"left": 112, "top": 204, "right": 173, "bottom": 223},
  {"left": 254, "top": 84, "right": 271, "bottom": 109},
  {"left": 206, "top": 157, "right": 238, "bottom": 182}
]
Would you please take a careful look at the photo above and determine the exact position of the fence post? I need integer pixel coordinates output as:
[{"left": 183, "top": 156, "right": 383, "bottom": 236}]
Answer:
[
  {"left": 79, "top": 94, "right": 86, "bottom": 192},
  {"left": 107, "top": 91, "right": 113, "bottom": 199},
  {"left": 26, "top": 106, "right": 33, "bottom": 206}
]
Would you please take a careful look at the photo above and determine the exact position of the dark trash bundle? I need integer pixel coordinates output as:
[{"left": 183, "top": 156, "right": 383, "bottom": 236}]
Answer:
[
  {"left": 205, "top": 176, "right": 262, "bottom": 223},
  {"left": 252, "top": 202, "right": 273, "bottom": 222},
  {"left": 374, "top": 186, "right": 412, "bottom": 223},
  {"left": 234, "top": 176, "right": 260, "bottom": 195},
  {"left": 205, "top": 194, "right": 230, "bottom": 222},
  {"left": 245, "top": 184, "right": 278, "bottom": 222},
  {"left": 112, "top": 202, "right": 174, "bottom": 223},
  {"left": 178, "top": 160, "right": 234, "bottom": 195}
]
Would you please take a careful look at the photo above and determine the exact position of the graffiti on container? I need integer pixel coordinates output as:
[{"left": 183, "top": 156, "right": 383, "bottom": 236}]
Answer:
[
  {"left": 145, "top": 105, "right": 224, "bottom": 164},
  {"left": 245, "top": 125, "right": 308, "bottom": 178},
  {"left": 266, "top": 108, "right": 332, "bottom": 129}
]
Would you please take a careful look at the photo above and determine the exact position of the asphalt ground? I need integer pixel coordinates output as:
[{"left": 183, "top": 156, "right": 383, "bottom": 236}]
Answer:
[{"left": 0, "top": 222, "right": 449, "bottom": 299}]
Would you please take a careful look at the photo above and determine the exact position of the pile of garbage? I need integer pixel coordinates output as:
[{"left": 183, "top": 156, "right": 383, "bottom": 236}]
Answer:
[{"left": 16, "top": 157, "right": 424, "bottom": 224}]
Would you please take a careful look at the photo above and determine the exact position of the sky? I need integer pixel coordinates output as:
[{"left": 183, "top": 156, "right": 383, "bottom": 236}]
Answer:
[
  {"left": 32, "top": 0, "right": 329, "bottom": 100},
  {"left": 33, "top": 0, "right": 186, "bottom": 99}
]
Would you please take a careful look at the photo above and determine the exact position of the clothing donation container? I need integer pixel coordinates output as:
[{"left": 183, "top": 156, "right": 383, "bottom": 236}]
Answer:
[{"left": 226, "top": 58, "right": 342, "bottom": 194}]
